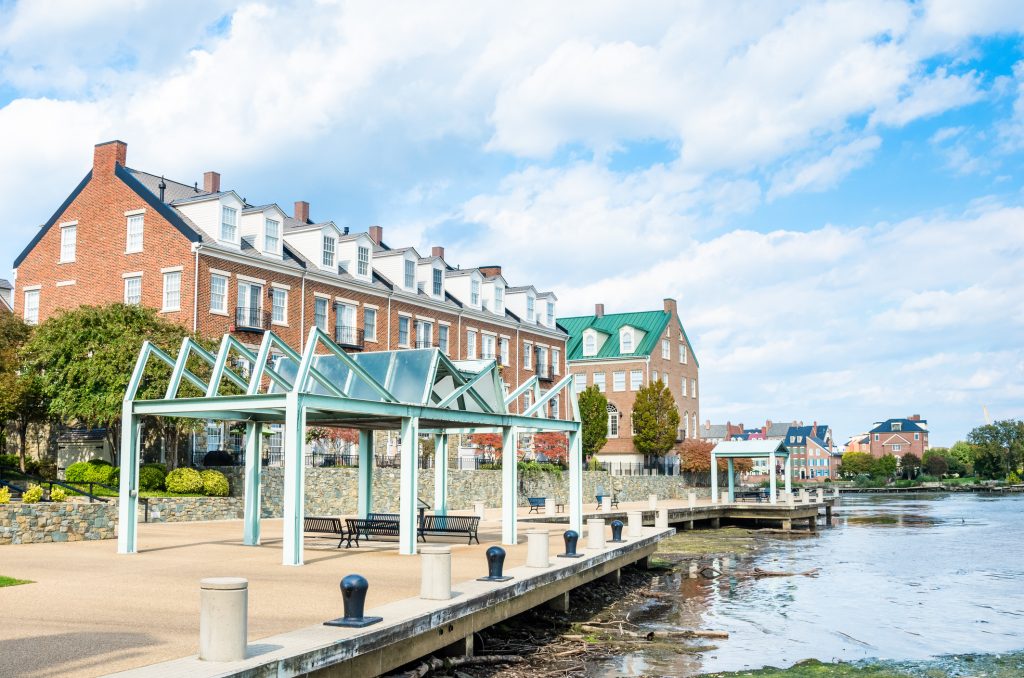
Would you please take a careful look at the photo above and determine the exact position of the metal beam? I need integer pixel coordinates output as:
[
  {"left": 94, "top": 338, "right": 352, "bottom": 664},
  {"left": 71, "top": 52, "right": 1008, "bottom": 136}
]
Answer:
[
  {"left": 243, "top": 421, "right": 263, "bottom": 545},
  {"left": 568, "top": 427, "right": 583, "bottom": 534},
  {"left": 436, "top": 364, "right": 496, "bottom": 411},
  {"left": 398, "top": 417, "right": 419, "bottom": 555},
  {"left": 282, "top": 392, "right": 306, "bottom": 566},
  {"left": 357, "top": 430, "right": 372, "bottom": 518},
  {"left": 522, "top": 374, "right": 574, "bottom": 417},
  {"left": 504, "top": 376, "right": 538, "bottom": 406},
  {"left": 116, "top": 408, "right": 140, "bottom": 554},
  {"left": 501, "top": 425, "right": 518, "bottom": 546},
  {"left": 434, "top": 433, "right": 448, "bottom": 516}
]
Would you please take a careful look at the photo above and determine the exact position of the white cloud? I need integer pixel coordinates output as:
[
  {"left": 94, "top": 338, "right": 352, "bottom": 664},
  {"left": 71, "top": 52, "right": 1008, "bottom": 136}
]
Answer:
[{"left": 767, "top": 136, "right": 881, "bottom": 200}]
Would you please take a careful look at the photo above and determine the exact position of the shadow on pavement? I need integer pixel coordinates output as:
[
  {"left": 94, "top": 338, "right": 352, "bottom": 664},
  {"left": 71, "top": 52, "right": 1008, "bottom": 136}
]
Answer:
[{"left": 1, "top": 630, "right": 158, "bottom": 678}]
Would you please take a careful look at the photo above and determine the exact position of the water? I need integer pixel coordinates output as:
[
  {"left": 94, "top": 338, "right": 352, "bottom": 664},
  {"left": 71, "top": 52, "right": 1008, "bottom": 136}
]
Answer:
[{"left": 597, "top": 493, "right": 1024, "bottom": 676}]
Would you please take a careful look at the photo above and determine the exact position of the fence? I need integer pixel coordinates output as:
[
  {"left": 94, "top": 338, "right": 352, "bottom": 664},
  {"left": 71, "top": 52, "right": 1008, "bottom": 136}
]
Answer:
[{"left": 599, "top": 460, "right": 683, "bottom": 477}]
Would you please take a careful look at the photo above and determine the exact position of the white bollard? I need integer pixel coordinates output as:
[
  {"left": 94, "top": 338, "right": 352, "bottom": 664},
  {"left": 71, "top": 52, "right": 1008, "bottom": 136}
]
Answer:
[
  {"left": 816, "top": 488, "right": 824, "bottom": 503},
  {"left": 655, "top": 508, "right": 669, "bottom": 529},
  {"left": 527, "top": 529, "right": 551, "bottom": 568},
  {"left": 833, "top": 487, "right": 840, "bottom": 499},
  {"left": 199, "top": 577, "right": 248, "bottom": 662},
  {"left": 799, "top": 489, "right": 809, "bottom": 504},
  {"left": 601, "top": 496, "right": 611, "bottom": 513},
  {"left": 785, "top": 491, "right": 795, "bottom": 506},
  {"left": 419, "top": 545, "right": 452, "bottom": 600},
  {"left": 627, "top": 511, "right": 643, "bottom": 538},
  {"left": 474, "top": 501, "right": 486, "bottom": 519},
  {"left": 587, "top": 519, "right": 606, "bottom": 549},
  {"left": 688, "top": 492, "right": 697, "bottom": 509},
  {"left": 720, "top": 489, "right": 729, "bottom": 504},
  {"left": 544, "top": 498, "right": 555, "bottom": 517},
  {"left": 648, "top": 494, "right": 658, "bottom": 510}
]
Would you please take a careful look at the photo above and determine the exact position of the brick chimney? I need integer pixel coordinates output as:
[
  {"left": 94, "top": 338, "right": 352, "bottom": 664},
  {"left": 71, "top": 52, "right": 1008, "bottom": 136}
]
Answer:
[
  {"left": 93, "top": 140, "right": 127, "bottom": 175},
  {"left": 479, "top": 265, "right": 502, "bottom": 277},
  {"left": 663, "top": 298, "right": 677, "bottom": 316},
  {"left": 368, "top": 225, "right": 383, "bottom": 245},
  {"left": 811, "top": 421, "right": 818, "bottom": 438},
  {"left": 705, "top": 419, "right": 710, "bottom": 431},
  {"left": 203, "top": 171, "right": 221, "bottom": 193},
  {"left": 431, "top": 246, "right": 445, "bottom": 259},
  {"left": 909, "top": 414, "right": 921, "bottom": 421},
  {"left": 595, "top": 303, "right": 605, "bottom": 318},
  {"left": 294, "top": 201, "right": 310, "bottom": 224},
  {"left": 725, "top": 421, "right": 732, "bottom": 441}
]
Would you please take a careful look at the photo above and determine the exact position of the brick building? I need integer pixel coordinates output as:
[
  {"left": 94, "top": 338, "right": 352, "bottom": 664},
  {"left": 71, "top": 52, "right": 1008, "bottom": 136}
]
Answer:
[
  {"left": 559, "top": 300, "right": 699, "bottom": 467},
  {"left": 11, "top": 140, "right": 569, "bottom": 461},
  {"left": 705, "top": 418, "right": 839, "bottom": 480},
  {"left": 868, "top": 415, "right": 928, "bottom": 458}
]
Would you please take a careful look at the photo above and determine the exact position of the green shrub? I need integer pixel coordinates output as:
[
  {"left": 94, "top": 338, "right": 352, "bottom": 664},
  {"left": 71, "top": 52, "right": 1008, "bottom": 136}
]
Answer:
[
  {"left": 1008, "top": 471, "right": 1022, "bottom": 484},
  {"left": 49, "top": 486, "right": 67, "bottom": 502},
  {"left": 139, "top": 465, "right": 166, "bottom": 491},
  {"left": 22, "top": 484, "right": 44, "bottom": 503},
  {"left": 144, "top": 463, "right": 167, "bottom": 476},
  {"left": 0, "top": 486, "right": 10, "bottom": 504},
  {"left": 64, "top": 461, "right": 91, "bottom": 482},
  {"left": 66, "top": 459, "right": 116, "bottom": 485},
  {"left": 165, "top": 468, "right": 204, "bottom": 494},
  {"left": 200, "top": 469, "right": 229, "bottom": 497}
]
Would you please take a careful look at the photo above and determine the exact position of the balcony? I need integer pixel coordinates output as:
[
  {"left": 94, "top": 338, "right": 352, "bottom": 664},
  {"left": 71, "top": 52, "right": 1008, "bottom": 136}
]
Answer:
[
  {"left": 536, "top": 363, "right": 553, "bottom": 382},
  {"left": 414, "top": 340, "right": 434, "bottom": 349},
  {"left": 335, "top": 326, "right": 365, "bottom": 349},
  {"left": 234, "top": 306, "right": 270, "bottom": 332},
  {"left": 480, "top": 351, "right": 496, "bottom": 361}
]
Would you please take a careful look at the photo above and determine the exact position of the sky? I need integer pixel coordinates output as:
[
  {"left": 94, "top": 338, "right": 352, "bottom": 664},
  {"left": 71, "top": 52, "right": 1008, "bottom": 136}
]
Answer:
[{"left": 1, "top": 0, "right": 1023, "bottom": 447}]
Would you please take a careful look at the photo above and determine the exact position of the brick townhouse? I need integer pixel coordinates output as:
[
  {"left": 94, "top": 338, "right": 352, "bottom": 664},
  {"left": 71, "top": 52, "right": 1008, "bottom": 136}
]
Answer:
[
  {"left": 559, "top": 300, "right": 700, "bottom": 469},
  {"left": 12, "top": 140, "right": 569, "bottom": 460},
  {"left": 705, "top": 418, "right": 839, "bottom": 480},
  {"left": 868, "top": 415, "right": 929, "bottom": 459}
]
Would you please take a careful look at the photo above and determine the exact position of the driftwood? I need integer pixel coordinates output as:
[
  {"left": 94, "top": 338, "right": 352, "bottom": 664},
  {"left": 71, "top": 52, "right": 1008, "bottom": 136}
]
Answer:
[
  {"left": 580, "top": 624, "right": 729, "bottom": 640},
  {"left": 392, "top": 654, "right": 524, "bottom": 678},
  {"left": 752, "top": 566, "right": 820, "bottom": 578}
]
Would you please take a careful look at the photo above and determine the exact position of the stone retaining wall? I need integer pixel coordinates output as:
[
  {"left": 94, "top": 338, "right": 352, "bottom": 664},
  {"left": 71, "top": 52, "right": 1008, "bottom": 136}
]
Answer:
[
  {"left": 0, "top": 502, "right": 118, "bottom": 544},
  {"left": 145, "top": 496, "right": 245, "bottom": 523}
]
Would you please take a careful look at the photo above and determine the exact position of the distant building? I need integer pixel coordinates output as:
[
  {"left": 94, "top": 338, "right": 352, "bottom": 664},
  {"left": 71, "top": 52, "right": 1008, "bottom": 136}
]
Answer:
[
  {"left": 783, "top": 422, "right": 836, "bottom": 480},
  {"left": 844, "top": 434, "right": 870, "bottom": 453},
  {"left": 0, "top": 279, "right": 12, "bottom": 312},
  {"left": 868, "top": 415, "right": 928, "bottom": 458}
]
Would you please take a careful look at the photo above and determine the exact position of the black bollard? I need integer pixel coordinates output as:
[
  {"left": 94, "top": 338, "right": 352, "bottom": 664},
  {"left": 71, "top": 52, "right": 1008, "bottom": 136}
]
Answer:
[
  {"left": 608, "top": 519, "right": 626, "bottom": 543},
  {"left": 557, "top": 529, "right": 584, "bottom": 558},
  {"left": 324, "top": 574, "right": 383, "bottom": 627},
  {"left": 477, "top": 545, "right": 514, "bottom": 582}
]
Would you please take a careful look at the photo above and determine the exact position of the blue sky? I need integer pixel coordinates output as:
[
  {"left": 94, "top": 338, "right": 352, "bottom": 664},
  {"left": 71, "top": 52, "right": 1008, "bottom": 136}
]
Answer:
[{"left": 2, "top": 1, "right": 1023, "bottom": 447}]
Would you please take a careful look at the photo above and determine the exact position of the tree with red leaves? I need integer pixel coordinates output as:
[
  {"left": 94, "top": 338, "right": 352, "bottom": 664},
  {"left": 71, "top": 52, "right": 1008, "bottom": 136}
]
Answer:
[
  {"left": 533, "top": 432, "right": 568, "bottom": 465},
  {"left": 467, "top": 433, "right": 503, "bottom": 454},
  {"left": 678, "top": 438, "right": 752, "bottom": 474}
]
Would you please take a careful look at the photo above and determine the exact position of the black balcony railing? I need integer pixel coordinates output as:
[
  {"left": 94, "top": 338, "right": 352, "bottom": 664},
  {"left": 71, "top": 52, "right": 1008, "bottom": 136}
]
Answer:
[
  {"left": 234, "top": 306, "right": 270, "bottom": 331},
  {"left": 414, "top": 340, "right": 433, "bottom": 349},
  {"left": 536, "top": 363, "right": 553, "bottom": 381},
  {"left": 335, "top": 326, "right": 365, "bottom": 349}
]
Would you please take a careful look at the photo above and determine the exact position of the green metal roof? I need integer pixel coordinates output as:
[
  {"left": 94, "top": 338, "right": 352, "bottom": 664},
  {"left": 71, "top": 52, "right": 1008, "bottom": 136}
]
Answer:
[{"left": 558, "top": 310, "right": 700, "bottom": 366}]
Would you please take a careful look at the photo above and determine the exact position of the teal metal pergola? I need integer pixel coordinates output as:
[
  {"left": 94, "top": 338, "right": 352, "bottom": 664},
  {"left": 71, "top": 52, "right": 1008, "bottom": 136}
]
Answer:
[
  {"left": 710, "top": 439, "right": 791, "bottom": 503},
  {"left": 116, "top": 327, "right": 582, "bottom": 566}
]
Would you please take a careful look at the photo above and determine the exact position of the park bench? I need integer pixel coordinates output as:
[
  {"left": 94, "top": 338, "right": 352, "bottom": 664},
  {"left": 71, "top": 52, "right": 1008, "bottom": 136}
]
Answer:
[
  {"left": 420, "top": 514, "right": 481, "bottom": 545},
  {"left": 344, "top": 512, "right": 406, "bottom": 548},
  {"left": 527, "top": 497, "right": 546, "bottom": 513},
  {"left": 595, "top": 494, "right": 619, "bottom": 509},
  {"left": 735, "top": 489, "right": 768, "bottom": 502},
  {"left": 303, "top": 516, "right": 347, "bottom": 548}
]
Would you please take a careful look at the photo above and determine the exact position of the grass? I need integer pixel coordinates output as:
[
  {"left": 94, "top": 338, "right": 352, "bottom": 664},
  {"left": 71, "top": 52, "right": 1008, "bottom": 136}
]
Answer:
[{"left": 0, "top": 576, "right": 32, "bottom": 588}]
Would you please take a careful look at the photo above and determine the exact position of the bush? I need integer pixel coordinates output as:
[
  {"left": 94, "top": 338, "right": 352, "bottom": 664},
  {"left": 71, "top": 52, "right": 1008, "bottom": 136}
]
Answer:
[
  {"left": 22, "top": 484, "right": 44, "bottom": 503},
  {"left": 1008, "top": 471, "right": 1022, "bottom": 484},
  {"left": 0, "top": 486, "right": 10, "bottom": 504},
  {"left": 64, "top": 461, "right": 91, "bottom": 482},
  {"left": 165, "top": 467, "right": 204, "bottom": 494},
  {"left": 202, "top": 450, "right": 234, "bottom": 467},
  {"left": 200, "top": 469, "right": 229, "bottom": 497},
  {"left": 49, "top": 486, "right": 67, "bottom": 502},
  {"left": 139, "top": 464, "right": 166, "bottom": 491},
  {"left": 66, "top": 459, "right": 117, "bottom": 485},
  {"left": 144, "top": 463, "right": 167, "bottom": 476}
]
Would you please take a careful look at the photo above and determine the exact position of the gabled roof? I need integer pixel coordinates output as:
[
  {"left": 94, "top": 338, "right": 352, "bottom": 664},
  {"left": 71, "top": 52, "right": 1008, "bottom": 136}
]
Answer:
[
  {"left": 560, "top": 309, "right": 700, "bottom": 364},
  {"left": 870, "top": 418, "right": 927, "bottom": 434},
  {"left": 785, "top": 423, "right": 831, "bottom": 449},
  {"left": 711, "top": 439, "right": 791, "bottom": 458},
  {"left": 0, "top": 279, "right": 12, "bottom": 290}
]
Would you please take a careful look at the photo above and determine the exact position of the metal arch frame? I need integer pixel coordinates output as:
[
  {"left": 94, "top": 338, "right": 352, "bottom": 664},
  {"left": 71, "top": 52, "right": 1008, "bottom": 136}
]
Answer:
[{"left": 117, "top": 329, "right": 583, "bottom": 566}]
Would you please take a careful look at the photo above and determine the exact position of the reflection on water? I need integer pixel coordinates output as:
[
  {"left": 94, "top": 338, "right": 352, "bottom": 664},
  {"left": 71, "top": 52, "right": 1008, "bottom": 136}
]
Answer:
[{"left": 596, "top": 493, "right": 1024, "bottom": 676}]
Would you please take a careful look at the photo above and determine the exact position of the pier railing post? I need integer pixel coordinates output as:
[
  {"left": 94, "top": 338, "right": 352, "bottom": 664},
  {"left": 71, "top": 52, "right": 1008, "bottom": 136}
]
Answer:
[
  {"left": 199, "top": 577, "right": 248, "bottom": 662},
  {"left": 587, "top": 519, "right": 606, "bottom": 549},
  {"left": 627, "top": 511, "right": 643, "bottom": 538},
  {"left": 419, "top": 545, "right": 452, "bottom": 600},
  {"left": 527, "top": 529, "right": 551, "bottom": 568}
]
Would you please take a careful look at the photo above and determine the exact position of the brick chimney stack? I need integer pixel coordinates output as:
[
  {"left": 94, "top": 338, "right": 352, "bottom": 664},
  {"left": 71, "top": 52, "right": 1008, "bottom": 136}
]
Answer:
[
  {"left": 909, "top": 414, "right": 921, "bottom": 421},
  {"left": 479, "top": 265, "right": 502, "bottom": 277},
  {"left": 294, "top": 201, "right": 310, "bottom": 224},
  {"left": 203, "top": 171, "right": 221, "bottom": 193},
  {"left": 431, "top": 246, "right": 445, "bottom": 259},
  {"left": 595, "top": 303, "right": 605, "bottom": 318},
  {"left": 725, "top": 420, "right": 732, "bottom": 441},
  {"left": 663, "top": 298, "right": 678, "bottom": 316},
  {"left": 93, "top": 140, "right": 127, "bottom": 175},
  {"left": 368, "top": 225, "right": 383, "bottom": 245},
  {"left": 705, "top": 419, "right": 710, "bottom": 431},
  {"left": 812, "top": 421, "right": 818, "bottom": 438}
]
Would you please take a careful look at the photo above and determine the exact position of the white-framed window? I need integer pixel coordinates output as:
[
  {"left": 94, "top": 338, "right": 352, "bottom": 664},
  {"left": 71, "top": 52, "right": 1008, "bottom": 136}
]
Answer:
[
  {"left": 210, "top": 274, "right": 227, "bottom": 313},
  {"left": 398, "top": 315, "right": 411, "bottom": 346},
  {"left": 523, "top": 390, "right": 532, "bottom": 409},
  {"left": 404, "top": 259, "right": 415, "bottom": 289},
  {"left": 357, "top": 246, "right": 370, "bottom": 276},
  {"left": 126, "top": 214, "right": 144, "bottom": 253},
  {"left": 584, "top": 333, "right": 596, "bottom": 356},
  {"left": 613, "top": 371, "right": 626, "bottom": 391},
  {"left": 432, "top": 268, "right": 443, "bottom": 296},
  {"left": 573, "top": 373, "right": 586, "bottom": 393},
  {"left": 893, "top": 444, "right": 902, "bottom": 453},
  {"left": 653, "top": 370, "right": 659, "bottom": 382},
  {"left": 23, "top": 289, "right": 39, "bottom": 324},
  {"left": 335, "top": 303, "right": 357, "bottom": 343},
  {"left": 680, "top": 344, "right": 687, "bottom": 364},
  {"left": 593, "top": 372, "right": 606, "bottom": 392},
  {"left": 220, "top": 206, "right": 238, "bottom": 242},
  {"left": 621, "top": 330, "right": 633, "bottom": 353},
  {"left": 691, "top": 378, "right": 696, "bottom": 398},
  {"left": 364, "top": 308, "right": 377, "bottom": 342},
  {"left": 60, "top": 224, "right": 76, "bottom": 262},
  {"left": 681, "top": 377, "right": 687, "bottom": 397},
  {"left": 536, "top": 346, "right": 548, "bottom": 372},
  {"left": 471, "top": 279, "right": 480, "bottom": 305},
  {"left": 914, "top": 433, "right": 920, "bottom": 440},
  {"left": 500, "top": 337, "right": 510, "bottom": 365},
  {"left": 265, "top": 219, "right": 280, "bottom": 253},
  {"left": 662, "top": 339, "right": 670, "bottom": 359},
  {"left": 238, "top": 281, "right": 263, "bottom": 327},
  {"left": 630, "top": 369, "right": 643, "bottom": 390},
  {"left": 546, "top": 301, "right": 554, "bottom": 326},
  {"left": 467, "top": 330, "right": 477, "bottom": 358},
  {"left": 874, "top": 434, "right": 880, "bottom": 441},
  {"left": 415, "top": 320, "right": 433, "bottom": 348},
  {"left": 522, "top": 342, "right": 532, "bottom": 368},
  {"left": 607, "top": 404, "right": 618, "bottom": 438},
  {"left": 892, "top": 422, "right": 902, "bottom": 431},
  {"left": 271, "top": 288, "right": 287, "bottom": 324},
  {"left": 322, "top": 236, "right": 336, "bottom": 268},
  {"left": 494, "top": 286, "right": 503, "bottom": 313},
  {"left": 526, "top": 295, "right": 535, "bottom": 321},
  {"left": 552, "top": 348, "right": 560, "bottom": 375},
  {"left": 438, "top": 324, "right": 449, "bottom": 353},
  {"left": 162, "top": 271, "right": 181, "bottom": 311},
  {"left": 314, "top": 297, "right": 329, "bottom": 331},
  {"left": 482, "top": 334, "right": 496, "bottom": 359},
  {"left": 124, "top": 276, "right": 142, "bottom": 305}
]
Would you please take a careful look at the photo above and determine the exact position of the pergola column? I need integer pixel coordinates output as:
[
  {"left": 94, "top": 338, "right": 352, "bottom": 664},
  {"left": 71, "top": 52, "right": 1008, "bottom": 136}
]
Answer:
[
  {"left": 282, "top": 392, "right": 306, "bottom": 566},
  {"left": 784, "top": 455, "right": 792, "bottom": 495},
  {"left": 727, "top": 458, "right": 735, "bottom": 503},
  {"left": 243, "top": 421, "right": 263, "bottom": 546},
  {"left": 769, "top": 450, "right": 777, "bottom": 504},
  {"left": 116, "top": 408, "right": 141, "bottom": 554},
  {"left": 357, "top": 429, "right": 373, "bottom": 518},
  {"left": 710, "top": 450, "right": 719, "bottom": 504},
  {"left": 433, "top": 433, "right": 448, "bottom": 516},
  {"left": 501, "top": 425, "right": 519, "bottom": 545},
  {"left": 568, "top": 428, "right": 583, "bottom": 534},
  {"left": 398, "top": 417, "right": 420, "bottom": 555}
]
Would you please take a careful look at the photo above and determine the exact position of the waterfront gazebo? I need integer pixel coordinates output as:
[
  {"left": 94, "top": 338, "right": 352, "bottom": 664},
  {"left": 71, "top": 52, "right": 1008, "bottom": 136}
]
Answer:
[
  {"left": 710, "top": 439, "right": 791, "bottom": 503},
  {"left": 116, "top": 327, "right": 582, "bottom": 565}
]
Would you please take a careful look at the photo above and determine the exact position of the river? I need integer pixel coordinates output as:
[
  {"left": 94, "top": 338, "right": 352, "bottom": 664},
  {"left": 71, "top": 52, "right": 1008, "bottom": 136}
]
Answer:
[{"left": 594, "top": 493, "right": 1024, "bottom": 676}]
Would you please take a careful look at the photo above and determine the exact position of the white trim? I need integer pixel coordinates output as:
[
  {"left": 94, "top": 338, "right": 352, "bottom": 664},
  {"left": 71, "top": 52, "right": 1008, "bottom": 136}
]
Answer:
[
  {"left": 59, "top": 220, "right": 79, "bottom": 227},
  {"left": 313, "top": 291, "right": 331, "bottom": 300},
  {"left": 236, "top": 273, "right": 266, "bottom": 285},
  {"left": 271, "top": 282, "right": 292, "bottom": 290},
  {"left": 210, "top": 309, "right": 229, "bottom": 317},
  {"left": 208, "top": 268, "right": 233, "bottom": 277},
  {"left": 22, "top": 284, "right": 41, "bottom": 291},
  {"left": 160, "top": 265, "right": 184, "bottom": 274},
  {"left": 883, "top": 434, "right": 912, "bottom": 446},
  {"left": 335, "top": 296, "right": 360, "bottom": 306},
  {"left": 567, "top": 356, "right": 650, "bottom": 367},
  {"left": 438, "top": 319, "right": 451, "bottom": 326},
  {"left": 363, "top": 303, "right": 379, "bottom": 310},
  {"left": 55, "top": 280, "right": 76, "bottom": 287},
  {"left": 121, "top": 271, "right": 144, "bottom": 279},
  {"left": 397, "top": 311, "right": 413, "bottom": 317},
  {"left": 124, "top": 208, "right": 146, "bottom": 217}
]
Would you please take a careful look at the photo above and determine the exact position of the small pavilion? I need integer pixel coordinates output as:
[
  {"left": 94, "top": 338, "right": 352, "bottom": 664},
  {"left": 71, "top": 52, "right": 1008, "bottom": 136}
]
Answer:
[
  {"left": 710, "top": 439, "right": 791, "bottom": 503},
  {"left": 116, "top": 327, "right": 581, "bottom": 566}
]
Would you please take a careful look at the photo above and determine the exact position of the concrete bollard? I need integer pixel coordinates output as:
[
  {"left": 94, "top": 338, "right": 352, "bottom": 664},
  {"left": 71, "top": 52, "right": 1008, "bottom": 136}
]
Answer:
[
  {"left": 558, "top": 530, "right": 584, "bottom": 558},
  {"left": 648, "top": 494, "right": 658, "bottom": 510},
  {"left": 710, "top": 490, "right": 718, "bottom": 505},
  {"left": 527, "top": 529, "right": 551, "bottom": 568},
  {"left": 544, "top": 497, "right": 555, "bottom": 516},
  {"left": 655, "top": 508, "right": 669, "bottom": 529},
  {"left": 609, "top": 519, "right": 626, "bottom": 543},
  {"left": 627, "top": 511, "right": 643, "bottom": 538},
  {"left": 199, "top": 577, "right": 248, "bottom": 662},
  {"left": 419, "top": 545, "right": 452, "bottom": 600},
  {"left": 601, "top": 496, "right": 611, "bottom": 513},
  {"left": 799, "top": 489, "right": 809, "bottom": 503},
  {"left": 478, "top": 545, "right": 513, "bottom": 582},
  {"left": 325, "top": 574, "right": 383, "bottom": 628},
  {"left": 688, "top": 492, "right": 697, "bottom": 509},
  {"left": 587, "top": 519, "right": 606, "bottom": 549},
  {"left": 816, "top": 488, "right": 824, "bottom": 503},
  {"left": 474, "top": 501, "right": 486, "bottom": 519},
  {"left": 720, "top": 489, "right": 729, "bottom": 504},
  {"left": 785, "top": 491, "right": 795, "bottom": 506}
]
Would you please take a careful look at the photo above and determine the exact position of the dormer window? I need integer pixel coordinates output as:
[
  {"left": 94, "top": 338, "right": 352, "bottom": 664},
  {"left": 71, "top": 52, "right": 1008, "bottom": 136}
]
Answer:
[
  {"left": 404, "top": 259, "right": 415, "bottom": 289},
  {"left": 432, "top": 268, "right": 443, "bottom": 296},
  {"left": 494, "top": 286, "right": 504, "bottom": 314},
  {"left": 546, "top": 301, "right": 554, "bottom": 326},
  {"left": 322, "top": 235, "right": 336, "bottom": 268},
  {"left": 221, "top": 206, "right": 238, "bottom": 242},
  {"left": 583, "top": 332, "right": 596, "bottom": 356},
  {"left": 265, "top": 219, "right": 280, "bottom": 253},
  {"left": 357, "top": 246, "right": 370, "bottom": 276},
  {"left": 527, "top": 294, "right": 535, "bottom": 322},
  {"left": 892, "top": 422, "right": 902, "bottom": 431},
  {"left": 620, "top": 329, "right": 634, "bottom": 353},
  {"left": 471, "top": 279, "right": 480, "bottom": 305}
]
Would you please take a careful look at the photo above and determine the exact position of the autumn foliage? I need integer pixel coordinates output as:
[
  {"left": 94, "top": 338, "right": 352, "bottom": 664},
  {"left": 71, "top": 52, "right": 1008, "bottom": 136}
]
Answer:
[
  {"left": 468, "top": 433, "right": 503, "bottom": 453},
  {"left": 532, "top": 432, "right": 568, "bottom": 465},
  {"left": 678, "top": 439, "right": 752, "bottom": 474}
]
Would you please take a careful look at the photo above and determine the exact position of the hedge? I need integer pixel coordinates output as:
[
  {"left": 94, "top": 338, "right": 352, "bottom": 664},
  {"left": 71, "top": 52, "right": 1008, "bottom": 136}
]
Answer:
[
  {"left": 139, "top": 464, "right": 167, "bottom": 491},
  {"left": 165, "top": 468, "right": 204, "bottom": 494},
  {"left": 200, "top": 469, "right": 229, "bottom": 497}
]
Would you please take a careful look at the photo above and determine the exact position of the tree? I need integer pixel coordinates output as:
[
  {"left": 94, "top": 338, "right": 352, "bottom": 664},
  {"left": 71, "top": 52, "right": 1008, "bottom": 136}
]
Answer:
[
  {"left": 468, "top": 433, "right": 502, "bottom": 455},
  {"left": 678, "top": 438, "right": 752, "bottom": 475},
  {"left": 948, "top": 441, "right": 975, "bottom": 476},
  {"left": 0, "top": 313, "right": 50, "bottom": 471},
  {"left": 900, "top": 452, "right": 921, "bottom": 479},
  {"left": 922, "top": 449, "right": 949, "bottom": 477},
  {"left": 577, "top": 385, "right": 608, "bottom": 458},
  {"left": 840, "top": 451, "right": 874, "bottom": 477},
  {"left": 630, "top": 380, "right": 680, "bottom": 458},
  {"left": 967, "top": 420, "right": 1024, "bottom": 479},
  {"left": 24, "top": 304, "right": 198, "bottom": 463},
  {"left": 533, "top": 432, "right": 568, "bottom": 465},
  {"left": 306, "top": 426, "right": 360, "bottom": 455},
  {"left": 872, "top": 453, "right": 898, "bottom": 480}
]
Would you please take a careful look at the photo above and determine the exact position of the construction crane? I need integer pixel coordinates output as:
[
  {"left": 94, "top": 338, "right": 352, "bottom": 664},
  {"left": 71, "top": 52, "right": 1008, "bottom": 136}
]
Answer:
[{"left": 982, "top": 405, "right": 991, "bottom": 425}]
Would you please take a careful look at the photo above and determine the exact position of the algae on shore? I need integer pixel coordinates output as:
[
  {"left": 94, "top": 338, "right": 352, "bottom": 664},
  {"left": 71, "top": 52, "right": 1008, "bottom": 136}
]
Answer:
[
  {"left": 703, "top": 652, "right": 1024, "bottom": 677},
  {"left": 656, "top": 526, "right": 767, "bottom": 558}
]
